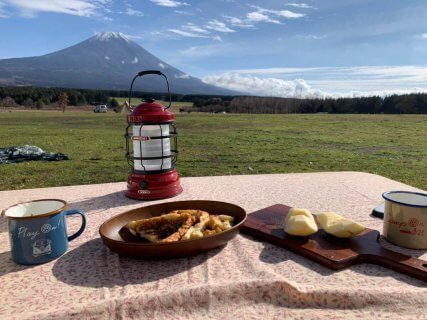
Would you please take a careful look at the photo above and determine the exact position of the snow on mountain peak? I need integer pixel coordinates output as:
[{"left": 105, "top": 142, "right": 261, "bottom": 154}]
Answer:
[{"left": 93, "top": 32, "right": 130, "bottom": 42}]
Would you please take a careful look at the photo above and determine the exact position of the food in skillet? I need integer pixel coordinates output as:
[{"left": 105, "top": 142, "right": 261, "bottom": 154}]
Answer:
[{"left": 125, "top": 209, "right": 234, "bottom": 243}]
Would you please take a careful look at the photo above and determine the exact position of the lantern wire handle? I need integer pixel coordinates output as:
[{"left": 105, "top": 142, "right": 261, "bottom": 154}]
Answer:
[{"left": 128, "top": 70, "right": 172, "bottom": 111}]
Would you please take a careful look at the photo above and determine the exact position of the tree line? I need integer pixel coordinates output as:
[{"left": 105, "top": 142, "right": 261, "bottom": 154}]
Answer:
[
  {"left": 192, "top": 94, "right": 427, "bottom": 114},
  {"left": 0, "top": 86, "right": 226, "bottom": 109},
  {"left": 0, "top": 87, "right": 114, "bottom": 109},
  {"left": 1, "top": 86, "right": 426, "bottom": 114}
]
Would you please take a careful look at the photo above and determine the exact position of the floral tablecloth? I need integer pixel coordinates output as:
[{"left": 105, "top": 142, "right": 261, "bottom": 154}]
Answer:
[{"left": 0, "top": 172, "right": 426, "bottom": 319}]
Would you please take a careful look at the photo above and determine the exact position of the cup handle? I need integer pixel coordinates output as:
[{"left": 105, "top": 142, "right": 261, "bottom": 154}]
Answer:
[{"left": 63, "top": 209, "right": 86, "bottom": 241}]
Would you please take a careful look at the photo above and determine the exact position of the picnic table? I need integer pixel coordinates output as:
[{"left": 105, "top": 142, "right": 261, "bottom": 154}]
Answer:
[{"left": 0, "top": 172, "right": 426, "bottom": 319}]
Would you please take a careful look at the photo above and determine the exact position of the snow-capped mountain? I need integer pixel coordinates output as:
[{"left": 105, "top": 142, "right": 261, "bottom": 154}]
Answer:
[{"left": 0, "top": 32, "right": 237, "bottom": 95}]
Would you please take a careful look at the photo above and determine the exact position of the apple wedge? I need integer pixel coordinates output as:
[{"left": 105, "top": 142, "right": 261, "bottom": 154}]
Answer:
[
  {"left": 316, "top": 212, "right": 365, "bottom": 238},
  {"left": 284, "top": 208, "right": 318, "bottom": 236}
]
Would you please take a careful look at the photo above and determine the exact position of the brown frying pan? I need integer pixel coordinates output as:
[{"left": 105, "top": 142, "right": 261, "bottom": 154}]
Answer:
[{"left": 99, "top": 200, "right": 247, "bottom": 259}]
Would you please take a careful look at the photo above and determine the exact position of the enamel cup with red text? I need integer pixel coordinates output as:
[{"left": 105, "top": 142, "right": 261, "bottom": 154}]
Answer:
[{"left": 382, "top": 191, "right": 427, "bottom": 249}]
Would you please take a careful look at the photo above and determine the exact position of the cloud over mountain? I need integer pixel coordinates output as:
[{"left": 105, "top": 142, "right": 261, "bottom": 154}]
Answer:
[
  {"left": 203, "top": 73, "right": 324, "bottom": 98},
  {"left": 203, "top": 66, "right": 427, "bottom": 98}
]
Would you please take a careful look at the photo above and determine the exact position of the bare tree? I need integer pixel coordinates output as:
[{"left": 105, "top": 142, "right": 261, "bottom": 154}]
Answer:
[
  {"left": 0, "top": 96, "right": 18, "bottom": 109},
  {"left": 58, "top": 92, "right": 69, "bottom": 113},
  {"left": 23, "top": 98, "right": 34, "bottom": 109},
  {"left": 36, "top": 99, "right": 44, "bottom": 110}
]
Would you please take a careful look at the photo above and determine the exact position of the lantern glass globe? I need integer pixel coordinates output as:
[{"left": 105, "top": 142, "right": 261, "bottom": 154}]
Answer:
[{"left": 132, "top": 124, "right": 171, "bottom": 171}]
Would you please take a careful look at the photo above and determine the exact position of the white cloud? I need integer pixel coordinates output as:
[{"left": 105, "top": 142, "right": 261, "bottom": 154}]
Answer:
[
  {"left": 170, "top": 21, "right": 233, "bottom": 38},
  {"left": 174, "top": 10, "right": 192, "bottom": 15},
  {"left": 183, "top": 23, "right": 210, "bottom": 34},
  {"left": 150, "top": 0, "right": 190, "bottom": 8},
  {"left": 277, "top": 10, "right": 305, "bottom": 19},
  {"left": 180, "top": 43, "right": 236, "bottom": 58},
  {"left": 249, "top": 5, "right": 305, "bottom": 22},
  {"left": 175, "top": 73, "right": 190, "bottom": 79},
  {"left": 169, "top": 28, "right": 210, "bottom": 38},
  {"left": 124, "top": 8, "right": 143, "bottom": 17},
  {"left": 203, "top": 66, "right": 427, "bottom": 97},
  {"left": 0, "top": 2, "right": 8, "bottom": 17},
  {"left": 222, "top": 6, "right": 305, "bottom": 29},
  {"left": 226, "top": 67, "right": 323, "bottom": 75},
  {"left": 104, "top": 56, "right": 110, "bottom": 60},
  {"left": 169, "top": 23, "right": 223, "bottom": 40},
  {"left": 286, "top": 3, "right": 315, "bottom": 9},
  {"left": 1, "top": 0, "right": 110, "bottom": 17},
  {"left": 295, "top": 34, "right": 324, "bottom": 40},
  {"left": 203, "top": 73, "right": 324, "bottom": 97},
  {"left": 247, "top": 12, "right": 281, "bottom": 24},
  {"left": 223, "top": 16, "right": 254, "bottom": 28},
  {"left": 421, "top": 33, "right": 427, "bottom": 39},
  {"left": 124, "top": 33, "right": 143, "bottom": 40},
  {"left": 206, "top": 19, "right": 235, "bottom": 33}
]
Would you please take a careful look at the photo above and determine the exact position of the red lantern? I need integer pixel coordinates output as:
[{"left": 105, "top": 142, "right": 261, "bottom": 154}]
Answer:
[{"left": 125, "top": 70, "right": 182, "bottom": 200}]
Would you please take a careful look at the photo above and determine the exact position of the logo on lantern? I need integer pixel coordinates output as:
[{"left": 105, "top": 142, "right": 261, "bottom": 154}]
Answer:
[{"left": 132, "top": 136, "right": 151, "bottom": 141}]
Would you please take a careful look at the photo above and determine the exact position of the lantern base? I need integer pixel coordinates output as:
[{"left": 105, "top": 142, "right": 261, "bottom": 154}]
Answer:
[{"left": 126, "top": 169, "right": 183, "bottom": 200}]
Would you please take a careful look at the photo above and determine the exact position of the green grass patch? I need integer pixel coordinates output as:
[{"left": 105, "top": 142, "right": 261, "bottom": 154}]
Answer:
[{"left": 0, "top": 112, "right": 425, "bottom": 190}]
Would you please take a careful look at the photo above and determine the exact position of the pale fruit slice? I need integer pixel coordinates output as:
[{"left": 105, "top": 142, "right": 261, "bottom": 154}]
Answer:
[
  {"left": 316, "top": 212, "right": 365, "bottom": 238},
  {"left": 285, "top": 215, "right": 319, "bottom": 236},
  {"left": 284, "top": 208, "right": 313, "bottom": 224},
  {"left": 284, "top": 208, "right": 318, "bottom": 236}
]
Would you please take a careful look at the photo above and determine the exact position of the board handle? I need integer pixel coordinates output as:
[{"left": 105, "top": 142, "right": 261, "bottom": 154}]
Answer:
[{"left": 363, "top": 247, "right": 427, "bottom": 282}]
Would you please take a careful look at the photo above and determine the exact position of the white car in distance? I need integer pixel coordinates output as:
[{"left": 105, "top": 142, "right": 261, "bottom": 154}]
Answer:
[{"left": 94, "top": 105, "right": 108, "bottom": 113}]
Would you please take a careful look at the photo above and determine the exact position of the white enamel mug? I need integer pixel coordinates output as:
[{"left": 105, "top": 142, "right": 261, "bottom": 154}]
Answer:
[{"left": 382, "top": 191, "right": 427, "bottom": 249}]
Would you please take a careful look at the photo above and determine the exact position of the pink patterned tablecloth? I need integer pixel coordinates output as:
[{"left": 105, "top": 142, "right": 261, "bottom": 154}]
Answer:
[{"left": 0, "top": 172, "right": 426, "bottom": 319}]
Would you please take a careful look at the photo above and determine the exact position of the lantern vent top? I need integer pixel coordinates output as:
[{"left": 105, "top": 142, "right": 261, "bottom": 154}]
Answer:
[{"left": 127, "top": 100, "right": 175, "bottom": 124}]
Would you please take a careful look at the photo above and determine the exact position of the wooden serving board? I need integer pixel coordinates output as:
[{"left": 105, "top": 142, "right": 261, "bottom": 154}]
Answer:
[{"left": 242, "top": 204, "right": 427, "bottom": 282}]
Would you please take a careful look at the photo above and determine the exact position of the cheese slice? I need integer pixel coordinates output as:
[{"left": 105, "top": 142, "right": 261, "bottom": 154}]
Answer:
[
  {"left": 284, "top": 208, "right": 318, "bottom": 236},
  {"left": 316, "top": 212, "right": 365, "bottom": 238}
]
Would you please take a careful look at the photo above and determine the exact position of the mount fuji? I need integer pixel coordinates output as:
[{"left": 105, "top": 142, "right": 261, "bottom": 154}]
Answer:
[{"left": 0, "top": 32, "right": 237, "bottom": 95}]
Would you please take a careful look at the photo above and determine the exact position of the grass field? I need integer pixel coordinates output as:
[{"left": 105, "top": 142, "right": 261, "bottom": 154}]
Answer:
[{"left": 0, "top": 111, "right": 425, "bottom": 191}]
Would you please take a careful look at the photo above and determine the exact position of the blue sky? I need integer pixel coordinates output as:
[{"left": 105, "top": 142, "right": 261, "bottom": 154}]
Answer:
[{"left": 1, "top": 0, "right": 427, "bottom": 97}]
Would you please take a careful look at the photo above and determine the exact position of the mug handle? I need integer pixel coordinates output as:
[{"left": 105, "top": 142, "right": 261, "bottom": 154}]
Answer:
[{"left": 63, "top": 209, "right": 86, "bottom": 241}]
